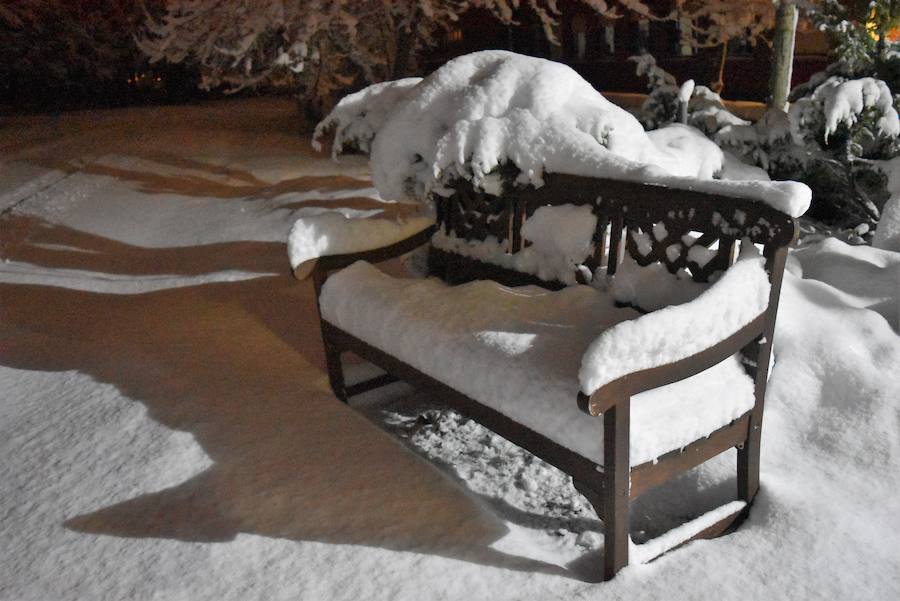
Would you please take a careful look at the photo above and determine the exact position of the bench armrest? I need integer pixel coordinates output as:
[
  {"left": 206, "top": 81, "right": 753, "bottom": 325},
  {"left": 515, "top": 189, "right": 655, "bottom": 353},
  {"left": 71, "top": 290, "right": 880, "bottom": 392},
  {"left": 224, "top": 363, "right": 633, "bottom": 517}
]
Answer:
[
  {"left": 293, "top": 223, "right": 436, "bottom": 281},
  {"left": 577, "top": 256, "right": 771, "bottom": 416}
]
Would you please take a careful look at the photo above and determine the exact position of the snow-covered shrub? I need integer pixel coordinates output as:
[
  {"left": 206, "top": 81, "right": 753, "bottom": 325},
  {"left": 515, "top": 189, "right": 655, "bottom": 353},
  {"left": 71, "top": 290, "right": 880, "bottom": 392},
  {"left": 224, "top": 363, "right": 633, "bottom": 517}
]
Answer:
[
  {"left": 630, "top": 53, "right": 682, "bottom": 130},
  {"left": 138, "top": 0, "right": 596, "bottom": 125},
  {"left": 631, "top": 53, "right": 749, "bottom": 135},
  {"left": 316, "top": 51, "right": 809, "bottom": 218},
  {"left": 633, "top": 48, "right": 900, "bottom": 237},
  {"left": 781, "top": 75, "right": 900, "bottom": 225},
  {"left": 688, "top": 86, "right": 751, "bottom": 135}
]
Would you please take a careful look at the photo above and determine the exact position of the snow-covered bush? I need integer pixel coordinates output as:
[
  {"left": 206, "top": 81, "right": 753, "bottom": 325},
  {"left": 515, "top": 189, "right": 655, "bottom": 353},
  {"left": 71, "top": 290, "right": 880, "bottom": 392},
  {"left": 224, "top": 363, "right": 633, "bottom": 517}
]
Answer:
[
  {"left": 724, "top": 73, "right": 900, "bottom": 230},
  {"left": 631, "top": 54, "right": 749, "bottom": 135},
  {"left": 315, "top": 51, "right": 809, "bottom": 218},
  {"left": 633, "top": 49, "right": 900, "bottom": 238},
  {"left": 780, "top": 75, "right": 900, "bottom": 226},
  {"left": 630, "top": 53, "right": 683, "bottom": 130}
]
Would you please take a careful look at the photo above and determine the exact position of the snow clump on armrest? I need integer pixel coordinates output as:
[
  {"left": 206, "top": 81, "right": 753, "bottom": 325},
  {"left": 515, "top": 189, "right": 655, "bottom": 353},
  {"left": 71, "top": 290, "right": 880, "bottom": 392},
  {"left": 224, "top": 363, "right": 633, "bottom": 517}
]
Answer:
[
  {"left": 287, "top": 211, "right": 434, "bottom": 269},
  {"left": 578, "top": 248, "right": 771, "bottom": 395}
]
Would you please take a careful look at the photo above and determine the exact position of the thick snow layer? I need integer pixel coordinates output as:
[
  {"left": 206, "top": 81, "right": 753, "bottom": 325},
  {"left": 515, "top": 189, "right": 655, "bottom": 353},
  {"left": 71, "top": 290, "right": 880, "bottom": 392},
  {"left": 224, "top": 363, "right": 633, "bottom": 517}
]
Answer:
[
  {"left": 580, "top": 251, "right": 770, "bottom": 394},
  {"left": 645, "top": 124, "right": 723, "bottom": 180},
  {"left": 521, "top": 204, "right": 597, "bottom": 264},
  {"left": 320, "top": 51, "right": 810, "bottom": 218},
  {"left": 610, "top": 254, "right": 710, "bottom": 312},
  {"left": 3, "top": 99, "right": 900, "bottom": 601},
  {"left": 320, "top": 260, "right": 755, "bottom": 465},
  {"left": 287, "top": 211, "right": 434, "bottom": 269}
]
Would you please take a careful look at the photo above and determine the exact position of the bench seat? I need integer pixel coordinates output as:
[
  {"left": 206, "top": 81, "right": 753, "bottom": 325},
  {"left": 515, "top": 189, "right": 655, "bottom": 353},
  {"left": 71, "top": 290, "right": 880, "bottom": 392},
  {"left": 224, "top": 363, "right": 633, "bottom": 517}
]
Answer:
[{"left": 320, "top": 260, "right": 756, "bottom": 467}]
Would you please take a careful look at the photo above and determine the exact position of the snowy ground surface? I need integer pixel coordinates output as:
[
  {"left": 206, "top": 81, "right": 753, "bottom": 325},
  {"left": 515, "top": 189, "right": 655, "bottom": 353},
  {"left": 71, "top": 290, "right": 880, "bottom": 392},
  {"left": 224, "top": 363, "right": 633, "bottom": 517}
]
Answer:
[{"left": 1, "top": 98, "right": 899, "bottom": 600}]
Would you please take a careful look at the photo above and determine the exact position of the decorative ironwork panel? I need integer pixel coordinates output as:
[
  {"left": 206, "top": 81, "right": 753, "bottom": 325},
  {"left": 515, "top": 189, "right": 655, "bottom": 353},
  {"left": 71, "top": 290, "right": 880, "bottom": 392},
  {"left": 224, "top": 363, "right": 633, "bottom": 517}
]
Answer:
[{"left": 436, "top": 185, "right": 511, "bottom": 244}]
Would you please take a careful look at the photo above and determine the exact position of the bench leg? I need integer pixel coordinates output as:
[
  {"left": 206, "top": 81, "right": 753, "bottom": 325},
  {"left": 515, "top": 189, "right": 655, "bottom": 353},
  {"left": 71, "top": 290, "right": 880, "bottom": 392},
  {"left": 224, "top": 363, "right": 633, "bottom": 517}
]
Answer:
[
  {"left": 312, "top": 272, "right": 348, "bottom": 404},
  {"left": 571, "top": 401, "right": 632, "bottom": 580},
  {"left": 603, "top": 401, "right": 631, "bottom": 581},
  {"left": 737, "top": 418, "right": 762, "bottom": 503},
  {"left": 323, "top": 340, "right": 347, "bottom": 403}
]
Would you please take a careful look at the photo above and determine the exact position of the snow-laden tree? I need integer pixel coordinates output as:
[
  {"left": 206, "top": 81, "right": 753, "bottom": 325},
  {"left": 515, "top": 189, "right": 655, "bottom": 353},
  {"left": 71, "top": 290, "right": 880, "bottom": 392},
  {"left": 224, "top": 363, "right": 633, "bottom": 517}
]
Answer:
[{"left": 138, "top": 1, "right": 607, "bottom": 122}]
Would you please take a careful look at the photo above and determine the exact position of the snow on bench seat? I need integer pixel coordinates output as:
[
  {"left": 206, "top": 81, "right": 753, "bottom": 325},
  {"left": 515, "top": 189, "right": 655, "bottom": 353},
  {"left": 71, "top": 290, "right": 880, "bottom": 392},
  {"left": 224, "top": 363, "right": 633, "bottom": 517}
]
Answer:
[{"left": 320, "top": 261, "right": 756, "bottom": 466}]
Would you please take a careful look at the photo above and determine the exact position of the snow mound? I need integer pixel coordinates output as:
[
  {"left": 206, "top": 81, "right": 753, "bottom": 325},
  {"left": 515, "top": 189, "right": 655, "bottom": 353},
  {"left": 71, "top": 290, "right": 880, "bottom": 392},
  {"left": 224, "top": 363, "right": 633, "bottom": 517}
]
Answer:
[
  {"left": 318, "top": 51, "right": 811, "bottom": 218},
  {"left": 579, "top": 248, "right": 771, "bottom": 394},
  {"left": 287, "top": 211, "right": 434, "bottom": 269}
]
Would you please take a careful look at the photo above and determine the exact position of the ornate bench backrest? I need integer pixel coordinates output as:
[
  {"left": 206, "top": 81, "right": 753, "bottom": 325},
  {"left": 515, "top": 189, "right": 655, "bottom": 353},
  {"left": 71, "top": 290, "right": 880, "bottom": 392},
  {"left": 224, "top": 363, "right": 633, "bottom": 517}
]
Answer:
[{"left": 430, "top": 173, "right": 797, "bottom": 289}]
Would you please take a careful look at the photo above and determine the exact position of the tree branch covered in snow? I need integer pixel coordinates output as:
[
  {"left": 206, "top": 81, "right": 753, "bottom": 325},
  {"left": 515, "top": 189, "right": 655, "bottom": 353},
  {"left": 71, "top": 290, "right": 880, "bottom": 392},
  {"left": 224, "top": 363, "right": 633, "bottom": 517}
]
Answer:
[{"left": 137, "top": 1, "right": 594, "bottom": 119}]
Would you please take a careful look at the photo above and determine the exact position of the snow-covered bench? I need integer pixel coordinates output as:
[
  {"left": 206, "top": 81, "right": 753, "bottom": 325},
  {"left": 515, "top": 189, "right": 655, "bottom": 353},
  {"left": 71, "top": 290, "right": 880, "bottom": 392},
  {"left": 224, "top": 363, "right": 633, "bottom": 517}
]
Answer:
[{"left": 294, "top": 173, "right": 797, "bottom": 580}]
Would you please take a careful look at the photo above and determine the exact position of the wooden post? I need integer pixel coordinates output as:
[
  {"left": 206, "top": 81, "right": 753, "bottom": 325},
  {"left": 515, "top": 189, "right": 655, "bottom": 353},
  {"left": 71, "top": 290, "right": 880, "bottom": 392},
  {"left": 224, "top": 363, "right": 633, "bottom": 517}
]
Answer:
[
  {"left": 768, "top": 1, "right": 798, "bottom": 112},
  {"left": 603, "top": 399, "right": 630, "bottom": 580},
  {"left": 739, "top": 246, "right": 789, "bottom": 502}
]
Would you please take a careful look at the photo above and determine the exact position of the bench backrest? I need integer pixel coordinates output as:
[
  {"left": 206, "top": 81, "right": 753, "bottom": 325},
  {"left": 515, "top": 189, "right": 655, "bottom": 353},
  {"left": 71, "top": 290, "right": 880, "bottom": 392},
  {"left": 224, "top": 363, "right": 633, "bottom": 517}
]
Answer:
[{"left": 430, "top": 173, "right": 798, "bottom": 291}]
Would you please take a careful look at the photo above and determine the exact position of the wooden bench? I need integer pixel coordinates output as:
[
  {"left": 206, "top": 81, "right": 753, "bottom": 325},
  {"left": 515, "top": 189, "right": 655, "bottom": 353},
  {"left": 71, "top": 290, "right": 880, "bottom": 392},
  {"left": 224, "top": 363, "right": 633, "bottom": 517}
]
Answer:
[{"left": 294, "top": 172, "right": 797, "bottom": 580}]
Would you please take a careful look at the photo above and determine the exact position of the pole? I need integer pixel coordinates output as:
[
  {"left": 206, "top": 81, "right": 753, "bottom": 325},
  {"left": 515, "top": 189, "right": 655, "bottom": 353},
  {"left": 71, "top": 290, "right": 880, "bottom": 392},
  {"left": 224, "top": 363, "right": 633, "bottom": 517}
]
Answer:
[{"left": 768, "top": 1, "right": 798, "bottom": 112}]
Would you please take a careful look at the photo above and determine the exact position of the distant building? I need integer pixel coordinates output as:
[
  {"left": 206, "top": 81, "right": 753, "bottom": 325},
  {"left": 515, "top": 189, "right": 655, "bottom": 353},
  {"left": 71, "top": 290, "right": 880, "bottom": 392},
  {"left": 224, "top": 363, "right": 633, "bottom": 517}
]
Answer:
[{"left": 422, "top": 4, "right": 830, "bottom": 101}]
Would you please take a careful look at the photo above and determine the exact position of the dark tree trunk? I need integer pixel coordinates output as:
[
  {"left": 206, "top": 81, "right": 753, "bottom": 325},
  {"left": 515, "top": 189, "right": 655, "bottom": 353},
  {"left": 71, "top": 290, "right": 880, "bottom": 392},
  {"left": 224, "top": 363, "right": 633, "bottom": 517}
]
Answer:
[{"left": 768, "top": 1, "right": 798, "bottom": 112}]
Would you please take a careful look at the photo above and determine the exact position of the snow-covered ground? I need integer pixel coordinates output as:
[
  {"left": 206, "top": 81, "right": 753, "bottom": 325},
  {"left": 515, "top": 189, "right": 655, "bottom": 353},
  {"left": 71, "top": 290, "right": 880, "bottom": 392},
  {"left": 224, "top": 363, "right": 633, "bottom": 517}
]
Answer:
[{"left": 1, "top": 98, "right": 898, "bottom": 600}]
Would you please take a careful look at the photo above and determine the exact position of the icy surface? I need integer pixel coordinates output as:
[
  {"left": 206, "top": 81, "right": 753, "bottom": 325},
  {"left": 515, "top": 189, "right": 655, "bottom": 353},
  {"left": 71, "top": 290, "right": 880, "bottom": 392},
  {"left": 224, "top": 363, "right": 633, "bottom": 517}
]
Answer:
[
  {"left": 2, "top": 99, "right": 899, "bottom": 601},
  {"left": 287, "top": 211, "right": 434, "bottom": 269},
  {"left": 320, "top": 261, "right": 754, "bottom": 465},
  {"left": 319, "top": 51, "right": 810, "bottom": 218},
  {"left": 580, "top": 251, "right": 770, "bottom": 394}
]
